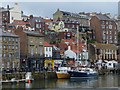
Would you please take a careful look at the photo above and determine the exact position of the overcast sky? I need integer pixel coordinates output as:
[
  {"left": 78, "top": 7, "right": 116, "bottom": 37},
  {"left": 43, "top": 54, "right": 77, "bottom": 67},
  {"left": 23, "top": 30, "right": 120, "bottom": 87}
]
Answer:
[{"left": 1, "top": 1, "right": 119, "bottom": 18}]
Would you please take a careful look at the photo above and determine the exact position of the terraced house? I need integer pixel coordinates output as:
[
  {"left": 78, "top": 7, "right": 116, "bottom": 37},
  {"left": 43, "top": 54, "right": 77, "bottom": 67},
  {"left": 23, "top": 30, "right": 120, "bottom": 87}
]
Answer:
[
  {"left": 90, "top": 14, "right": 118, "bottom": 44},
  {"left": 88, "top": 43, "right": 118, "bottom": 62},
  {"left": 0, "top": 28, "right": 20, "bottom": 72},
  {"left": 14, "top": 27, "right": 44, "bottom": 71}
]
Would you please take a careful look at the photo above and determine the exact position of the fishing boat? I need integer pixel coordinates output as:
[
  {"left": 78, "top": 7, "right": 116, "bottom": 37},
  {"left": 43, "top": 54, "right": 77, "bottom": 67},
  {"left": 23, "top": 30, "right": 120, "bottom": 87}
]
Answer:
[
  {"left": 68, "top": 67, "right": 98, "bottom": 78},
  {"left": 56, "top": 67, "right": 71, "bottom": 79}
]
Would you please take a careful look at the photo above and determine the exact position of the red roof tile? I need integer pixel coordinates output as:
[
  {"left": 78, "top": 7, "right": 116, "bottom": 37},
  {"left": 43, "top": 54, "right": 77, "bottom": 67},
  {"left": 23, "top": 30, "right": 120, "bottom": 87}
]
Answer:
[
  {"left": 13, "top": 20, "right": 30, "bottom": 25},
  {"left": 44, "top": 42, "right": 52, "bottom": 47},
  {"left": 44, "top": 19, "right": 53, "bottom": 23}
]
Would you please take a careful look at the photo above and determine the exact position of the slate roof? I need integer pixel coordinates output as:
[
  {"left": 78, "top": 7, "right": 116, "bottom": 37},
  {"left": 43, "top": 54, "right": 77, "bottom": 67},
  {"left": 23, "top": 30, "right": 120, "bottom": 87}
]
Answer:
[
  {"left": 61, "top": 10, "right": 80, "bottom": 17},
  {"left": 96, "top": 14, "right": 110, "bottom": 20},
  {"left": 93, "top": 43, "right": 117, "bottom": 50},
  {"left": 23, "top": 30, "right": 44, "bottom": 37},
  {"left": 0, "top": 28, "right": 19, "bottom": 37}
]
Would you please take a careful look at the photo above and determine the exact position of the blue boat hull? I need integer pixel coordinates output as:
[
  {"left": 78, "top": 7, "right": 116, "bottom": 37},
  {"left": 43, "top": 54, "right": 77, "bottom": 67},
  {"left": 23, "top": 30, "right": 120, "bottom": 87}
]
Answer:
[{"left": 68, "top": 71, "right": 97, "bottom": 78}]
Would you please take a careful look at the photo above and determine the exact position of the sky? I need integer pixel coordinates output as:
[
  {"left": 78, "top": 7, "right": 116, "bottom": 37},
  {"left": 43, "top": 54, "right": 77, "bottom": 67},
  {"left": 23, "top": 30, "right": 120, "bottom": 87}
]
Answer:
[{"left": 1, "top": 1, "right": 119, "bottom": 18}]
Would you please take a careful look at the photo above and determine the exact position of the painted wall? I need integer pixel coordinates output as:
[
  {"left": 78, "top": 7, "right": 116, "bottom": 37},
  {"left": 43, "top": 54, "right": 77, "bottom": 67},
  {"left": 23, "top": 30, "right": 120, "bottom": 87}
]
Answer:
[
  {"left": 44, "top": 47, "right": 53, "bottom": 57},
  {"left": 9, "top": 3, "right": 22, "bottom": 23}
]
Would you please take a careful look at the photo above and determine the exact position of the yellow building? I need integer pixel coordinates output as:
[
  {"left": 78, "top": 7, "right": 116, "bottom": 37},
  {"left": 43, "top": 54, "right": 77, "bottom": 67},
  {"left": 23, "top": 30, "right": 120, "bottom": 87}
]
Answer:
[{"left": 44, "top": 60, "right": 54, "bottom": 70}]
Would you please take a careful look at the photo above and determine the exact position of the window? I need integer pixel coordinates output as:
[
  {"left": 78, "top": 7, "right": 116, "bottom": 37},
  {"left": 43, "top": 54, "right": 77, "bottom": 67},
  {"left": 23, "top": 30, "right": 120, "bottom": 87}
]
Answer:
[
  {"left": 106, "top": 26, "right": 108, "bottom": 29},
  {"left": 109, "top": 63, "right": 111, "bottom": 66},
  {"left": 110, "top": 36, "right": 112, "bottom": 39},
  {"left": 16, "top": 45, "right": 18, "bottom": 49},
  {"left": 39, "top": 47, "right": 43, "bottom": 55},
  {"left": 106, "top": 36, "right": 108, "bottom": 39},
  {"left": 0, "top": 45, "right": 2, "bottom": 49},
  {"left": 49, "top": 48, "right": 51, "bottom": 51},
  {"left": 106, "top": 31, "right": 108, "bottom": 34},
  {"left": 101, "top": 25, "right": 105, "bottom": 29},
  {"left": 106, "top": 21, "right": 108, "bottom": 24},
  {"left": 72, "top": 25, "right": 75, "bottom": 28},
  {"left": 110, "top": 40, "right": 113, "bottom": 43},
  {"left": 12, "top": 45, "right": 14, "bottom": 49},
  {"left": 31, "top": 48, "right": 34, "bottom": 55},
  {"left": 3, "top": 45, "right": 6, "bottom": 49},
  {"left": 114, "top": 40, "right": 117, "bottom": 43},
  {"left": 8, "top": 45, "right": 10, "bottom": 49},
  {"left": 102, "top": 21, "right": 105, "bottom": 24},
  {"left": 46, "top": 47, "right": 48, "bottom": 51},
  {"left": 36, "top": 24, "right": 40, "bottom": 28},
  {"left": 3, "top": 37, "right": 6, "bottom": 41},
  {"left": 109, "top": 21, "right": 112, "bottom": 25},
  {"left": 0, "top": 54, "right": 2, "bottom": 58},
  {"left": 67, "top": 25, "right": 70, "bottom": 28},
  {"left": 35, "top": 47, "right": 38, "bottom": 54},
  {"left": 102, "top": 31, "right": 106, "bottom": 40},
  {"left": 46, "top": 54, "right": 48, "bottom": 57},
  {"left": 12, "top": 38, "right": 14, "bottom": 42},
  {"left": 110, "top": 31, "right": 111, "bottom": 34},
  {"left": 3, "top": 54, "right": 6, "bottom": 57},
  {"left": 9, "top": 54, "right": 11, "bottom": 57},
  {"left": 16, "top": 38, "right": 18, "bottom": 42},
  {"left": 109, "top": 25, "right": 112, "bottom": 29}
]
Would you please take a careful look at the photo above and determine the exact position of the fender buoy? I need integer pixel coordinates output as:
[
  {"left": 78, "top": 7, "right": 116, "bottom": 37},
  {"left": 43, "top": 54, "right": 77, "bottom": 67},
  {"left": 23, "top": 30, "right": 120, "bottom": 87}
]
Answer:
[{"left": 27, "top": 80, "right": 31, "bottom": 83}]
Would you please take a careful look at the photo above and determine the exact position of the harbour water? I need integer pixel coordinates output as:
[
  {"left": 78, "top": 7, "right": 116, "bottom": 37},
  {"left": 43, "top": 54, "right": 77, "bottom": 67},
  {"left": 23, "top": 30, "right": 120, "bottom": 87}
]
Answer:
[{"left": 2, "top": 74, "right": 120, "bottom": 89}]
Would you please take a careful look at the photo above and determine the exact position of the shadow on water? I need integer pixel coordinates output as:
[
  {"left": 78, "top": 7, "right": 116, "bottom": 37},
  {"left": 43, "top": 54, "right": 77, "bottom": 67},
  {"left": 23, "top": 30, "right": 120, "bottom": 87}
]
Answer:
[{"left": 2, "top": 75, "right": 120, "bottom": 89}]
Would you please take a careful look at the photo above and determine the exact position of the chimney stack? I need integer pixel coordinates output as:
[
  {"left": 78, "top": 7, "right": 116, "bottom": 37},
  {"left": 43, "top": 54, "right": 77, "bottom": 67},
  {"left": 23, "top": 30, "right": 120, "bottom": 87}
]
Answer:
[{"left": 7, "top": 5, "right": 9, "bottom": 10}]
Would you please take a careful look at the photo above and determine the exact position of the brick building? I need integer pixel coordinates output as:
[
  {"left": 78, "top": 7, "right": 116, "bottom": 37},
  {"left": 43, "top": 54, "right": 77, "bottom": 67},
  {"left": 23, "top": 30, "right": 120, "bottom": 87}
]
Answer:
[
  {"left": 90, "top": 14, "right": 118, "bottom": 44},
  {"left": 28, "top": 15, "right": 45, "bottom": 34},
  {"left": 0, "top": 29, "right": 20, "bottom": 72},
  {"left": 88, "top": 43, "right": 118, "bottom": 63},
  {"left": 0, "top": 3, "right": 22, "bottom": 28},
  {"left": 14, "top": 28, "right": 44, "bottom": 71}
]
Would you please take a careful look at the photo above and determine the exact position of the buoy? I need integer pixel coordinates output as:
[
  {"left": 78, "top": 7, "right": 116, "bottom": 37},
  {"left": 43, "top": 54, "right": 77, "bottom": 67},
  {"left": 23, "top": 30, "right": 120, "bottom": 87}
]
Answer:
[{"left": 28, "top": 80, "right": 31, "bottom": 83}]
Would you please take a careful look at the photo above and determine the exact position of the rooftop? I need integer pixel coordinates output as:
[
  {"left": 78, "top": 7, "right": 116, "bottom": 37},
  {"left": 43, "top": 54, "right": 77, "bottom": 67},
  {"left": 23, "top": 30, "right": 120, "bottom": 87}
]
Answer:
[
  {"left": 0, "top": 28, "right": 19, "bottom": 37},
  {"left": 96, "top": 14, "right": 110, "bottom": 20},
  {"left": 93, "top": 43, "right": 118, "bottom": 50},
  {"left": 44, "top": 42, "right": 53, "bottom": 47},
  {"left": 23, "top": 30, "right": 44, "bottom": 37}
]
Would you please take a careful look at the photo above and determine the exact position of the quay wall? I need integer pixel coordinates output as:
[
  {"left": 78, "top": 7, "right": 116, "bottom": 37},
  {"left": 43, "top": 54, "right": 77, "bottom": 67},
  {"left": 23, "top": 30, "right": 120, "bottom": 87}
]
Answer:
[{"left": 2, "top": 72, "right": 57, "bottom": 80}]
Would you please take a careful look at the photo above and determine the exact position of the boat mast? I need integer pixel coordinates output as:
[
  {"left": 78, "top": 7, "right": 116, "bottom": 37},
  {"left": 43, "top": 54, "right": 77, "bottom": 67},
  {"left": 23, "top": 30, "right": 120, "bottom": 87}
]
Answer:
[{"left": 76, "top": 25, "right": 79, "bottom": 66}]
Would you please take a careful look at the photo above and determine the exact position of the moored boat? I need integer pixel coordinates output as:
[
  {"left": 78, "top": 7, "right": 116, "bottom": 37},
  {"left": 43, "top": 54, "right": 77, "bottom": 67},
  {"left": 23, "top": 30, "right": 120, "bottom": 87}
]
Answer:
[
  {"left": 68, "top": 67, "right": 98, "bottom": 78},
  {"left": 25, "top": 72, "right": 34, "bottom": 83},
  {"left": 56, "top": 67, "right": 71, "bottom": 79}
]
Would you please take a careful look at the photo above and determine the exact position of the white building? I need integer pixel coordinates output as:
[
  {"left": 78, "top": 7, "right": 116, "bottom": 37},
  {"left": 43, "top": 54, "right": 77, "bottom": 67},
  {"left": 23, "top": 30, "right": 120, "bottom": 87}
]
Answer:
[
  {"left": 105, "top": 60, "right": 118, "bottom": 69},
  {"left": 64, "top": 46, "right": 77, "bottom": 60},
  {"left": 44, "top": 42, "right": 53, "bottom": 58},
  {"left": 9, "top": 3, "right": 22, "bottom": 23}
]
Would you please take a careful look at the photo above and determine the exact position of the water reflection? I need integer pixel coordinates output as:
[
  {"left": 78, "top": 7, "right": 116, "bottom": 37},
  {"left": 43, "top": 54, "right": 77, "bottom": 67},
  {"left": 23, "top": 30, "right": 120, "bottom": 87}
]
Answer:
[{"left": 2, "top": 75, "right": 120, "bottom": 89}]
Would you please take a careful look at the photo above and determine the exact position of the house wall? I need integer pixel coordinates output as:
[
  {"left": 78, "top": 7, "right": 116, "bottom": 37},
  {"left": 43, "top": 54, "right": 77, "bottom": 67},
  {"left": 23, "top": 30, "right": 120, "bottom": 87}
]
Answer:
[
  {"left": 9, "top": 3, "right": 22, "bottom": 23},
  {"left": 64, "top": 49, "right": 76, "bottom": 60},
  {"left": 44, "top": 47, "right": 52, "bottom": 57},
  {"left": 90, "top": 16, "right": 118, "bottom": 44},
  {"left": 1, "top": 33, "right": 20, "bottom": 70}
]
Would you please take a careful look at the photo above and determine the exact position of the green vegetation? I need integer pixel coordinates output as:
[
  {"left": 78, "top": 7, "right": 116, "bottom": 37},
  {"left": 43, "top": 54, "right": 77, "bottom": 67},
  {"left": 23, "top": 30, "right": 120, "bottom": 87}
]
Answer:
[{"left": 87, "top": 39, "right": 96, "bottom": 44}]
